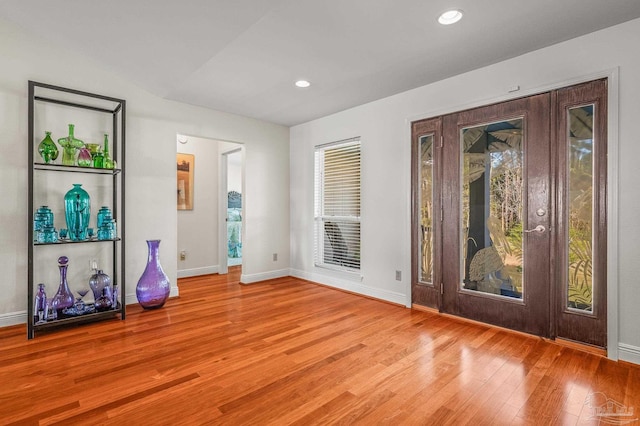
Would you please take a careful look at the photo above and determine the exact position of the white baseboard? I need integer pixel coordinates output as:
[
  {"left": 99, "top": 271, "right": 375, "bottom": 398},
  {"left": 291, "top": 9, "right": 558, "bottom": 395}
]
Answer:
[
  {"left": 619, "top": 343, "right": 640, "bottom": 365},
  {"left": 289, "top": 268, "right": 407, "bottom": 306},
  {"left": 0, "top": 311, "right": 27, "bottom": 328},
  {"left": 177, "top": 265, "right": 219, "bottom": 278},
  {"left": 240, "top": 268, "right": 290, "bottom": 284}
]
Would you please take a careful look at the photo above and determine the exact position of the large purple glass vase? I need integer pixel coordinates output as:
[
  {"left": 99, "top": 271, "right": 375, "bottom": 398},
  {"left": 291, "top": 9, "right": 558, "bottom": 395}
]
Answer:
[
  {"left": 52, "top": 256, "right": 75, "bottom": 316},
  {"left": 136, "top": 240, "right": 170, "bottom": 309}
]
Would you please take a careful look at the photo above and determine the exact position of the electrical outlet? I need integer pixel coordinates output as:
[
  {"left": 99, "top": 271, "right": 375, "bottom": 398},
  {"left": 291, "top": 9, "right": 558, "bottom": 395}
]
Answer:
[
  {"left": 395, "top": 270, "right": 402, "bottom": 281},
  {"left": 273, "top": 253, "right": 278, "bottom": 261},
  {"left": 180, "top": 250, "right": 186, "bottom": 261}
]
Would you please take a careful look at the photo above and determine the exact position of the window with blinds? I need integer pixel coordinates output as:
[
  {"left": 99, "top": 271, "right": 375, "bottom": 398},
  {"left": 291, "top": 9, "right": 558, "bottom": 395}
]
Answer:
[{"left": 314, "top": 138, "right": 361, "bottom": 271}]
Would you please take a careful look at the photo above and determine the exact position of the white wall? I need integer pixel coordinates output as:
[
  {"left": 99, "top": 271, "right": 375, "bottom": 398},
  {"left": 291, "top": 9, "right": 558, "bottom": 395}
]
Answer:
[
  {"left": 290, "top": 18, "right": 640, "bottom": 363},
  {"left": 227, "top": 150, "right": 242, "bottom": 194},
  {"left": 0, "top": 16, "right": 290, "bottom": 326}
]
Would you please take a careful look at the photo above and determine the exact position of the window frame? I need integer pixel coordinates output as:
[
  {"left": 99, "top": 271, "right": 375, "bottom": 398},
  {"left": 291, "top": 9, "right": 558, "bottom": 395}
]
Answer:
[{"left": 314, "top": 137, "right": 361, "bottom": 272}]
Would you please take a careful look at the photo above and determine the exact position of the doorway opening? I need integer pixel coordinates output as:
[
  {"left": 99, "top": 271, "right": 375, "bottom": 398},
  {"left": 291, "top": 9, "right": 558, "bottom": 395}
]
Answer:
[
  {"left": 219, "top": 145, "right": 244, "bottom": 275},
  {"left": 176, "top": 135, "right": 244, "bottom": 279},
  {"left": 226, "top": 149, "right": 243, "bottom": 267}
]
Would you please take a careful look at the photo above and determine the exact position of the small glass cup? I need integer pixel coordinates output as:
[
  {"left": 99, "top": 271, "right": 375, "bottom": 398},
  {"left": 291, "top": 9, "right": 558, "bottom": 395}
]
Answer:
[
  {"left": 59, "top": 228, "right": 67, "bottom": 239},
  {"left": 44, "top": 298, "right": 57, "bottom": 321},
  {"left": 87, "top": 228, "right": 94, "bottom": 239}
]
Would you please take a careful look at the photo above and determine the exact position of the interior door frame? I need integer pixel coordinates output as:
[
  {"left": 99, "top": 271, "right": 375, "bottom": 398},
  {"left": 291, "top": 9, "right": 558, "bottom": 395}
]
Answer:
[{"left": 407, "top": 68, "right": 620, "bottom": 358}]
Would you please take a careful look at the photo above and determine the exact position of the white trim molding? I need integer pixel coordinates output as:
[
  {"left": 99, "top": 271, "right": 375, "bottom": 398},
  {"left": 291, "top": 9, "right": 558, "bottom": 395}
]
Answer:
[
  {"left": 619, "top": 343, "right": 640, "bottom": 365},
  {"left": 240, "top": 268, "right": 290, "bottom": 284},
  {"left": 0, "top": 311, "right": 27, "bottom": 328},
  {"left": 290, "top": 268, "right": 407, "bottom": 306},
  {"left": 177, "top": 266, "right": 219, "bottom": 279}
]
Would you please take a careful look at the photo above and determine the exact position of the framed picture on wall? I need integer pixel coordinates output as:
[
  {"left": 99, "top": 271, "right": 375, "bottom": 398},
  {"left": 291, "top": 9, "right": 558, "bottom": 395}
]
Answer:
[{"left": 177, "top": 153, "right": 194, "bottom": 210}]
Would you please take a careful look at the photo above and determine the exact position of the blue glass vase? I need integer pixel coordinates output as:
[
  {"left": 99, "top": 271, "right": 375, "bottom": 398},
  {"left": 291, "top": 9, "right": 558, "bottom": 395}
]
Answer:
[
  {"left": 64, "top": 184, "right": 91, "bottom": 241},
  {"left": 136, "top": 240, "right": 170, "bottom": 309}
]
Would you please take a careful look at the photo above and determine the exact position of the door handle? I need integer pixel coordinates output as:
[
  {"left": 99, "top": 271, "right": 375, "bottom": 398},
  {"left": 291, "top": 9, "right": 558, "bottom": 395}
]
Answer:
[{"left": 524, "top": 225, "right": 546, "bottom": 233}]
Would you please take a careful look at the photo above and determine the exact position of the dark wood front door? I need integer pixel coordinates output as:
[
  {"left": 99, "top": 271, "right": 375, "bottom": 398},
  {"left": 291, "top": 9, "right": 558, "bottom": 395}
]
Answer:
[
  {"left": 440, "top": 93, "right": 552, "bottom": 337},
  {"left": 411, "top": 80, "right": 607, "bottom": 348}
]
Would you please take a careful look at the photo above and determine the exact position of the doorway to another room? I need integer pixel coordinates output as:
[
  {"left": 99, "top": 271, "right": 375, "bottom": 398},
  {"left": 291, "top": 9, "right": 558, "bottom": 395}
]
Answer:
[
  {"left": 219, "top": 146, "right": 244, "bottom": 275},
  {"left": 176, "top": 135, "right": 244, "bottom": 279},
  {"left": 225, "top": 149, "right": 243, "bottom": 267}
]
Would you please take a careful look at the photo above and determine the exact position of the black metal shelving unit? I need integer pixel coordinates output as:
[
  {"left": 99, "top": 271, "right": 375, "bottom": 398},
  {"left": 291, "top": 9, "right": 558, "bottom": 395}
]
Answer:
[{"left": 27, "top": 81, "right": 126, "bottom": 339}]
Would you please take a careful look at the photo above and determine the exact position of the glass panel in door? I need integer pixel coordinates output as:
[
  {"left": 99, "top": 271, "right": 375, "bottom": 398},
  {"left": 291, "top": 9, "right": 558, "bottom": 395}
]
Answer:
[
  {"left": 461, "top": 119, "right": 524, "bottom": 299},
  {"left": 419, "top": 135, "right": 434, "bottom": 284},
  {"left": 566, "top": 105, "right": 594, "bottom": 312}
]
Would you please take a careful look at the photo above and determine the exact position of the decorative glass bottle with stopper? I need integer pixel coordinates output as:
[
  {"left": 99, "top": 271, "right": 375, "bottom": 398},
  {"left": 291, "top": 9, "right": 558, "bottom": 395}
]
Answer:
[{"left": 51, "top": 256, "right": 75, "bottom": 317}]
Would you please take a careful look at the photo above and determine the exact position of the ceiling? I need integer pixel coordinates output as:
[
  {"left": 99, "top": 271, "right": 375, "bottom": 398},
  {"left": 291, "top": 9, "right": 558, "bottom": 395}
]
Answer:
[{"left": 2, "top": 1, "right": 640, "bottom": 127}]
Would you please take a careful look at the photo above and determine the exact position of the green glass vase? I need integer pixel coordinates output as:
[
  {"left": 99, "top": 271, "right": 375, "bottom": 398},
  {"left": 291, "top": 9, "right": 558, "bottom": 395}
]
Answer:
[
  {"left": 103, "top": 134, "right": 116, "bottom": 169},
  {"left": 58, "top": 124, "right": 85, "bottom": 166},
  {"left": 37, "top": 131, "right": 59, "bottom": 164},
  {"left": 93, "top": 148, "right": 105, "bottom": 168}
]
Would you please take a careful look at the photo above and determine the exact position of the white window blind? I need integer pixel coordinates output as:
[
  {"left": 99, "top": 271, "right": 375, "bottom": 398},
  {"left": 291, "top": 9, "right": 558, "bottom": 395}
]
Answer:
[{"left": 314, "top": 138, "right": 361, "bottom": 270}]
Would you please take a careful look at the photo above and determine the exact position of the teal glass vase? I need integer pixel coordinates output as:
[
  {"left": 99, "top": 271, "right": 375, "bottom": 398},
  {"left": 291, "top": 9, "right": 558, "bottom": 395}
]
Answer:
[
  {"left": 58, "top": 124, "right": 85, "bottom": 166},
  {"left": 64, "top": 184, "right": 91, "bottom": 241},
  {"left": 37, "top": 131, "right": 59, "bottom": 164}
]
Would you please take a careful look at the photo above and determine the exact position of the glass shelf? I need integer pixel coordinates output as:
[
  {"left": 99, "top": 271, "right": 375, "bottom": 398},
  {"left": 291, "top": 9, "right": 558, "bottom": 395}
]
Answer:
[
  {"left": 33, "top": 237, "right": 121, "bottom": 246},
  {"left": 33, "top": 307, "right": 122, "bottom": 330},
  {"left": 34, "top": 162, "right": 121, "bottom": 175}
]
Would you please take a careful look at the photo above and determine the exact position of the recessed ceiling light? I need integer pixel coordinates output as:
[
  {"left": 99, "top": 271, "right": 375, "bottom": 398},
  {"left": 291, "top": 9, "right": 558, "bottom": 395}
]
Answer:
[
  {"left": 295, "top": 80, "right": 311, "bottom": 88},
  {"left": 438, "top": 9, "right": 463, "bottom": 25}
]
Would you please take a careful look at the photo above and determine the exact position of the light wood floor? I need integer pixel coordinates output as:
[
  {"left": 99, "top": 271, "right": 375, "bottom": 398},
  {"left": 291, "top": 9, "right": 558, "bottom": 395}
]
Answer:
[{"left": 1, "top": 268, "right": 639, "bottom": 425}]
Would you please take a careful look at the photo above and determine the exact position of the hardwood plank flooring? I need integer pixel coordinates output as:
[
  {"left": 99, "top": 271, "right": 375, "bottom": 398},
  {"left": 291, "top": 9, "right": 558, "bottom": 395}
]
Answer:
[{"left": 1, "top": 268, "right": 638, "bottom": 425}]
